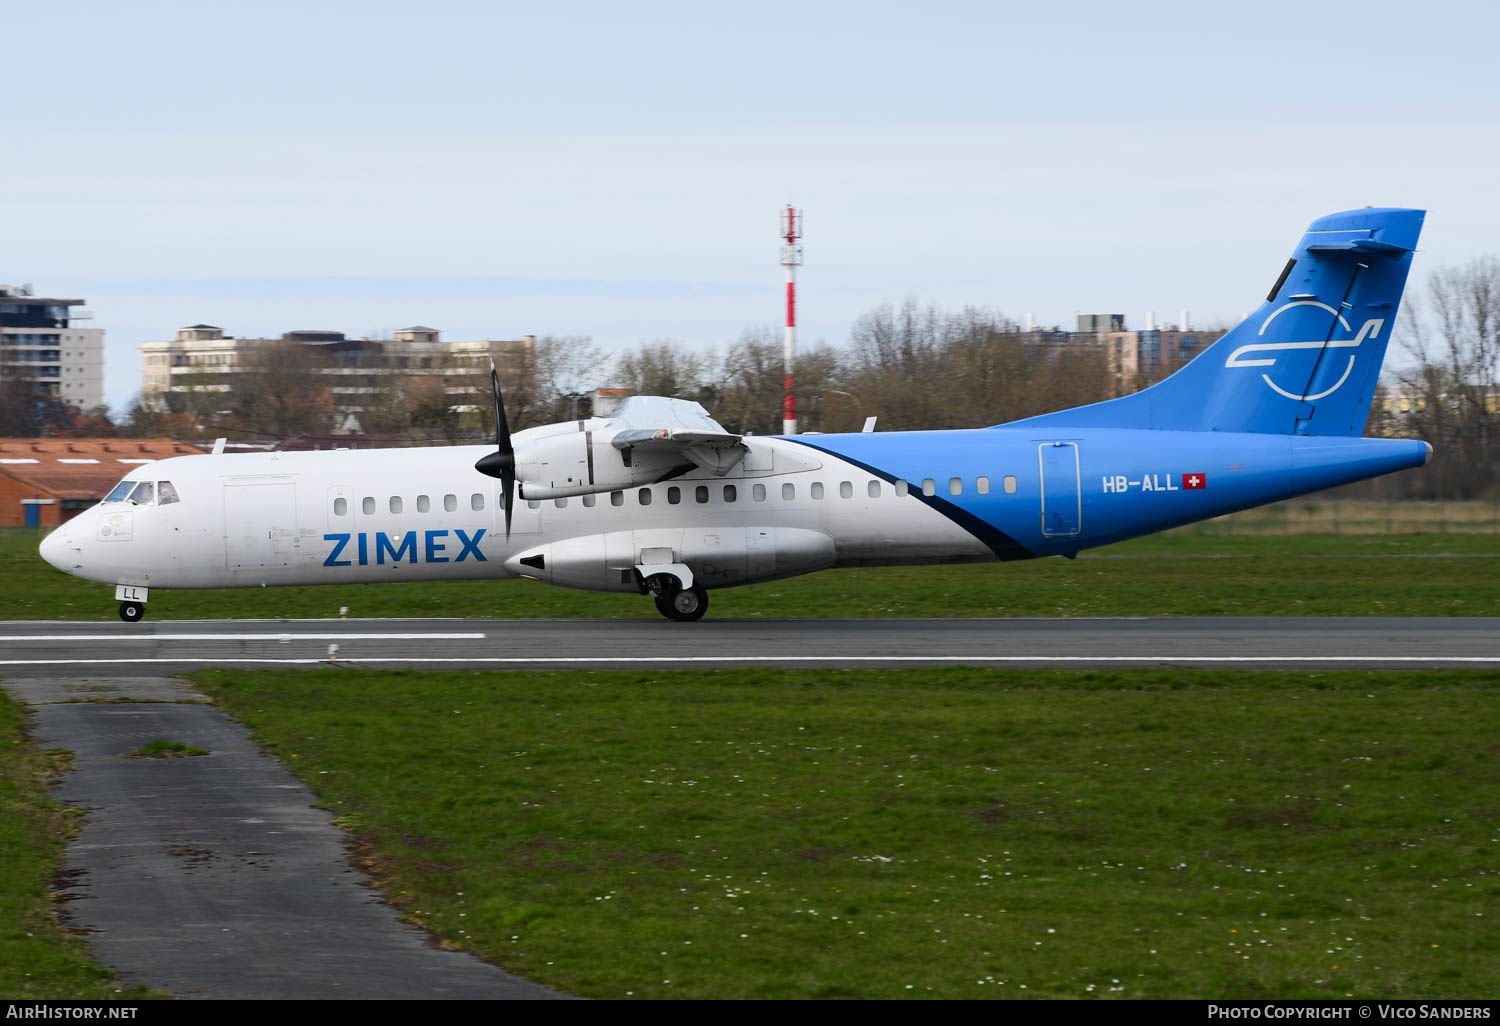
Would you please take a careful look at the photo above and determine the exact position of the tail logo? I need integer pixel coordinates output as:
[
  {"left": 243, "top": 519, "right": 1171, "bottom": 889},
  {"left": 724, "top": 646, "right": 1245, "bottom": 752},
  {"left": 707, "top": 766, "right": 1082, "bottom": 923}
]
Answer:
[{"left": 1224, "top": 301, "right": 1384, "bottom": 402}]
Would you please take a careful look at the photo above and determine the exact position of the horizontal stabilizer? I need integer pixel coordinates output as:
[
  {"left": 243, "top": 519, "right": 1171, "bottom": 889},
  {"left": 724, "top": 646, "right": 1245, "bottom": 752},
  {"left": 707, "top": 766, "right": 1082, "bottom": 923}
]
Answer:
[{"left": 1306, "top": 238, "right": 1412, "bottom": 258}]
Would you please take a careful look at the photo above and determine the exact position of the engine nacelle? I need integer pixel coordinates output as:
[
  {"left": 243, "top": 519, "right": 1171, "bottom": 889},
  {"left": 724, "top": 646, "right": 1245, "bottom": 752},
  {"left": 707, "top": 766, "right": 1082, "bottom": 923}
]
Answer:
[
  {"left": 516, "top": 431, "right": 688, "bottom": 499},
  {"left": 504, "top": 527, "right": 837, "bottom": 593}
]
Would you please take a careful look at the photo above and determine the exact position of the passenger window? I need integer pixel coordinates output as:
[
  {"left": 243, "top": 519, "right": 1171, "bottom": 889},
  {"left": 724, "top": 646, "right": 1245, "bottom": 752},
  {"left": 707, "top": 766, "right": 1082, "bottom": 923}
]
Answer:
[
  {"left": 158, "top": 481, "right": 180, "bottom": 505},
  {"left": 782, "top": 483, "right": 795, "bottom": 500},
  {"left": 949, "top": 477, "right": 962, "bottom": 495},
  {"left": 723, "top": 484, "right": 737, "bottom": 502},
  {"left": 839, "top": 481, "right": 853, "bottom": 499},
  {"left": 389, "top": 496, "right": 403, "bottom": 514},
  {"left": 867, "top": 480, "right": 881, "bottom": 498},
  {"left": 129, "top": 481, "right": 155, "bottom": 505},
  {"left": 471, "top": 493, "right": 484, "bottom": 511},
  {"left": 363, "top": 497, "right": 376, "bottom": 515},
  {"left": 753, "top": 484, "right": 766, "bottom": 502},
  {"left": 582, "top": 494, "right": 596, "bottom": 508},
  {"left": 1004, "top": 475, "right": 1018, "bottom": 494},
  {"left": 811, "top": 482, "right": 824, "bottom": 500},
  {"left": 528, "top": 499, "right": 541, "bottom": 509},
  {"left": 696, "top": 485, "right": 709, "bottom": 504},
  {"left": 895, "top": 479, "right": 909, "bottom": 497},
  {"left": 334, "top": 497, "right": 348, "bottom": 516},
  {"left": 668, "top": 486, "right": 681, "bottom": 504},
  {"left": 922, "top": 479, "right": 935, "bottom": 497},
  {"left": 977, "top": 477, "right": 990, "bottom": 495},
  {"left": 610, "top": 491, "right": 624, "bottom": 507},
  {"left": 554, "top": 498, "right": 567, "bottom": 508},
  {"left": 638, "top": 488, "right": 652, "bottom": 506},
  {"left": 105, "top": 480, "right": 135, "bottom": 502},
  {"left": 444, "top": 494, "right": 457, "bottom": 512},
  {"left": 417, "top": 494, "right": 430, "bottom": 513}
]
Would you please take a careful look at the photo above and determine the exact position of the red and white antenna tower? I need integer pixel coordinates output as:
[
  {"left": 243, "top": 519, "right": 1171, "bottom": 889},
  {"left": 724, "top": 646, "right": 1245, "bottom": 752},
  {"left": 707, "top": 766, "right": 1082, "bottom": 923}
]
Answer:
[{"left": 780, "top": 204, "right": 803, "bottom": 435}]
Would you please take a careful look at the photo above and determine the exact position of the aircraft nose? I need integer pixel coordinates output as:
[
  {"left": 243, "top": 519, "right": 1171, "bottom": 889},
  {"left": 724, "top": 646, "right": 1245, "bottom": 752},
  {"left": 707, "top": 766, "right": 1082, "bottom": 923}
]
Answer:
[{"left": 39, "top": 526, "right": 71, "bottom": 572}]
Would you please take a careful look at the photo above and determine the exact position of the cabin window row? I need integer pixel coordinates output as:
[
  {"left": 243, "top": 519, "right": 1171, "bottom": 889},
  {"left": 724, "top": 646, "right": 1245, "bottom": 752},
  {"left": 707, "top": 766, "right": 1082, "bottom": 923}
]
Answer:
[
  {"left": 912, "top": 475, "right": 1019, "bottom": 497},
  {"left": 336, "top": 493, "right": 486, "bottom": 517},
  {"left": 333, "top": 475, "right": 1020, "bottom": 517}
]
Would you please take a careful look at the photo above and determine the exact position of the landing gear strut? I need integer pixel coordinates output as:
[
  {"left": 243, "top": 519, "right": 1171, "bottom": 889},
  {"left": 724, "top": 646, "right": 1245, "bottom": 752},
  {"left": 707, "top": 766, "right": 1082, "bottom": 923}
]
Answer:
[
  {"left": 647, "top": 575, "right": 709, "bottom": 622},
  {"left": 119, "top": 601, "right": 145, "bottom": 623}
]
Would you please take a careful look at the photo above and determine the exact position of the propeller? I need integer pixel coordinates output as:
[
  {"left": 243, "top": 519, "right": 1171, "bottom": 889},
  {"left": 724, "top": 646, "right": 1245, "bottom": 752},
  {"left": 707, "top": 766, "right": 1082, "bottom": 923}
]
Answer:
[{"left": 473, "top": 360, "right": 516, "bottom": 538}]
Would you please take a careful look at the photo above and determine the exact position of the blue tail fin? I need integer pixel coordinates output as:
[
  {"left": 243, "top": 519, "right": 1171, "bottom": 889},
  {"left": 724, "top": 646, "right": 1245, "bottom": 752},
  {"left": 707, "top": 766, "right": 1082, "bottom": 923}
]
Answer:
[{"left": 1007, "top": 207, "right": 1425, "bottom": 436}]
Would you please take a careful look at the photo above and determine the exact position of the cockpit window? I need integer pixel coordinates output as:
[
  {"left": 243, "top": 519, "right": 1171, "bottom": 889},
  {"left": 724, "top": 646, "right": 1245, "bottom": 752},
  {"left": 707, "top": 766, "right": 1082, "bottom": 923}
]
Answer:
[
  {"left": 158, "top": 480, "right": 180, "bottom": 505},
  {"left": 129, "top": 481, "right": 155, "bottom": 505},
  {"left": 105, "top": 480, "right": 136, "bottom": 503}
]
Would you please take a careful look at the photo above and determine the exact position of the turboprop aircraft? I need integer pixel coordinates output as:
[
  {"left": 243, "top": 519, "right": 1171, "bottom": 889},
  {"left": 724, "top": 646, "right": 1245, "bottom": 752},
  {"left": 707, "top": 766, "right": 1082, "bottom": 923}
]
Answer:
[{"left": 41, "top": 207, "right": 1431, "bottom": 622}]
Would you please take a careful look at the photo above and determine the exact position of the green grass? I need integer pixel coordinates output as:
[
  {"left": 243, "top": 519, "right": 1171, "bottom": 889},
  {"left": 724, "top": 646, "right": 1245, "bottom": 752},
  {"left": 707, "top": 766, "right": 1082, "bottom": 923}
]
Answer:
[
  {"left": 123, "top": 738, "right": 208, "bottom": 759},
  {"left": 7, "top": 529, "right": 1500, "bottom": 620},
  {"left": 195, "top": 666, "right": 1500, "bottom": 1000},
  {"left": 0, "top": 691, "right": 161, "bottom": 1000}
]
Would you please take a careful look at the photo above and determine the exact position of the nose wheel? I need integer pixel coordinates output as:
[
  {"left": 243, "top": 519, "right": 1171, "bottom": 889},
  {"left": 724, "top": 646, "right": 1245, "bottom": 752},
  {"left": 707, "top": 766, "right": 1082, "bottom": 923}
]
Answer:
[
  {"left": 119, "top": 601, "right": 145, "bottom": 623},
  {"left": 650, "top": 579, "right": 709, "bottom": 622}
]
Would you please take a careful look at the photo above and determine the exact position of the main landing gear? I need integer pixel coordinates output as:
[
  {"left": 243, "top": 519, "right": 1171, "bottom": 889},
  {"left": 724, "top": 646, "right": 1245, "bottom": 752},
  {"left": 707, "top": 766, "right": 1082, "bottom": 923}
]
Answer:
[
  {"left": 647, "top": 574, "right": 709, "bottom": 622},
  {"left": 119, "top": 601, "right": 145, "bottom": 623}
]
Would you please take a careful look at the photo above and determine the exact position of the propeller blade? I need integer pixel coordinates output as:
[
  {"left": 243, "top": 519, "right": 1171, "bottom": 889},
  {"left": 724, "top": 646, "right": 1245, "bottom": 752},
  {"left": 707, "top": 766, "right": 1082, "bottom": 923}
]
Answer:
[{"left": 473, "top": 360, "right": 516, "bottom": 538}]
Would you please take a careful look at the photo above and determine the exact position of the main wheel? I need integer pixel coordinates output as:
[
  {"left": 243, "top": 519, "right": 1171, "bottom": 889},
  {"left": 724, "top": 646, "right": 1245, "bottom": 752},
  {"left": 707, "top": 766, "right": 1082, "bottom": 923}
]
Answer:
[
  {"left": 654, "top": 583, "right": 708, "bottom": 622},
  {"left": 119, "top": 601, "right": 145, "bottom": 623}
]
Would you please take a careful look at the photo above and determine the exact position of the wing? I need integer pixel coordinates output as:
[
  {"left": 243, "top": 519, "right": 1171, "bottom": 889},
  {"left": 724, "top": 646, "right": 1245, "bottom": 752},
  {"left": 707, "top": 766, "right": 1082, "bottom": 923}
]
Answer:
[{"left": 608, "top": 397, "right": 747, "bottom": 477}]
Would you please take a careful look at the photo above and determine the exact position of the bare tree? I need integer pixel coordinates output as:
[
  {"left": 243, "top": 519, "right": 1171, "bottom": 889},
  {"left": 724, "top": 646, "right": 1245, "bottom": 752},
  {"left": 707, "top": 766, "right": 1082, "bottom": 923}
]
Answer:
[
  {"left": 615, "top": 340, "right": 712, "bottom": 403},
  {"left": 717, "top": 326, "right": 845, "bottom": 434},
  {"left": 224, "top": 341, "right": 335, "bottom": 439},
  {"left": 1391, "top": 257, "right": 1500, "bottom": 498}
]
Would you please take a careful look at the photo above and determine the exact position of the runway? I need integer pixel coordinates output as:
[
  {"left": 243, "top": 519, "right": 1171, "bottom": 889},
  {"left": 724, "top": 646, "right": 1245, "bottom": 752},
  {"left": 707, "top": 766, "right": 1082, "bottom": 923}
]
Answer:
[{"left": 2, "top": 616, "right": 1498, "bottom": 674}]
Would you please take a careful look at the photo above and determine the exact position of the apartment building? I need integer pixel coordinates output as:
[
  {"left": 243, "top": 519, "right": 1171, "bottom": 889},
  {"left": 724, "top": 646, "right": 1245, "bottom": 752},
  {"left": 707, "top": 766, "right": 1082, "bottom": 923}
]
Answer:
[
  {"left": 0, "top": 284, "right": 106, "bottom": 410},
  {"left": 141, "top": 325, "right": 534, "bottom": 417}
]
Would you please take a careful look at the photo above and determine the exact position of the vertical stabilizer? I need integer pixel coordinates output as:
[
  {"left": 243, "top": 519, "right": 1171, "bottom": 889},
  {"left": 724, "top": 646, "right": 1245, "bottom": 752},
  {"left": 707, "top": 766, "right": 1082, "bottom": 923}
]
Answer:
[{"left": 1007, "top": 208, "right": 1424, "bottom": 436}]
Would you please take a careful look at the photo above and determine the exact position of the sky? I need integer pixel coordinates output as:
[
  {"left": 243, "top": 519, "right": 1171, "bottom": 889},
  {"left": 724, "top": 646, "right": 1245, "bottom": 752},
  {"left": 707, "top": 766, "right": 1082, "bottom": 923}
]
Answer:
[{"left": 5, "top": 0, "right": 1499, "bottom": 413}]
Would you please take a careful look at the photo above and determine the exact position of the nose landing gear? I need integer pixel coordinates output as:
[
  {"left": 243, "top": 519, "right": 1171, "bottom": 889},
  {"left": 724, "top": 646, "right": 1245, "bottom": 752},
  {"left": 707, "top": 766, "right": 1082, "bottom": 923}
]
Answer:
[{"left": 119, "top": 601, "right": 145, "bottom": 623}]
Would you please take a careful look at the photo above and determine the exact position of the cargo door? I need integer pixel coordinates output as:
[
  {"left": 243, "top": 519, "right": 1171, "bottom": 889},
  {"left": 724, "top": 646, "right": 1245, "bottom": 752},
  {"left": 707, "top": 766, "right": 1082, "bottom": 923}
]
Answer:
[{"left": 224, "top": 482, "right": 299, "bottom": 569}]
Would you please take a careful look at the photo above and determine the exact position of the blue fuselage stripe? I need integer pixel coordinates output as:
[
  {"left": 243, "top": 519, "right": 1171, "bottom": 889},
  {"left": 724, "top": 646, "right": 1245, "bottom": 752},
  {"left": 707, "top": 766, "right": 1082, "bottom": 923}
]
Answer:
[{"left": 783, "top": 438, "right": 1036, "bottom": 561}]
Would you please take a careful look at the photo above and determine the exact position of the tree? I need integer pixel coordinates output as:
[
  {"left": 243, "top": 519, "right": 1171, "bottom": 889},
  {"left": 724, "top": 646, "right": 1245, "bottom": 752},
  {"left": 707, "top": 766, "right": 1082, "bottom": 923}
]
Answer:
[
  {"left": 1390, "top": 257, "right": 1500, "bottom": 499},
  {"left": 716, "top": 326, "right": 845, "bottom": 434},
  {"left": 614, "top": 341, "right": 714, "bottom": 406},
  {"left": 223, "top": 341, "right": 336, "bottom": 439},
  {"left": 841, "top": 300, "right": 1111, "bottom": 430}
]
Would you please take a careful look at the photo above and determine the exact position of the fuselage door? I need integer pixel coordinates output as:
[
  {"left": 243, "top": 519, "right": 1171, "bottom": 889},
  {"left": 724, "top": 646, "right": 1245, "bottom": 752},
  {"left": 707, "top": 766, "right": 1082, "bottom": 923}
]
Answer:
[{"left": 1038, "top": 441, "right": 1081, "bottom": 537}]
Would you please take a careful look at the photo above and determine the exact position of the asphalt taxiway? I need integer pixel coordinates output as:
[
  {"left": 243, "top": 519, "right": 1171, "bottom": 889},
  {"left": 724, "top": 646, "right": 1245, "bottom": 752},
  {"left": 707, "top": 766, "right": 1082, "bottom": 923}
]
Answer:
[
  {"left": 1, "top": 616, "right": 1498, "bottom": 674},
  {"left": 3, "top": 674, "right": 566, "bottom": 1000}
]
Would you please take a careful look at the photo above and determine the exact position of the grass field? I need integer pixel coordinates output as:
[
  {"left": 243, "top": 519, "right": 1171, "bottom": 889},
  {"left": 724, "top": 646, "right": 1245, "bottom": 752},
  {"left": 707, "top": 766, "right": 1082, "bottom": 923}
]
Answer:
[
  {"left": 181, "top": 666, "right": 1500, "bottom": 1000},
  {"left": 5, "top": 528, "right": 1500, "bottom": 620},
  {"left": 1191, "top": 499, "right": 1500, "bottom": 536},
  {"left": 0, "top": 691, "right": 160, "bottom": 1000}
]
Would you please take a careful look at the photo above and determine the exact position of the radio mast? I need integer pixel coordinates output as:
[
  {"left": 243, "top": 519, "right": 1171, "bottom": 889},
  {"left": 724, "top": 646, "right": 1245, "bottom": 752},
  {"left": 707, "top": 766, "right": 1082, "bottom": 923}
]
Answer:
[{"left": 780, "top": 205, "right": 803, "bottom": 435}]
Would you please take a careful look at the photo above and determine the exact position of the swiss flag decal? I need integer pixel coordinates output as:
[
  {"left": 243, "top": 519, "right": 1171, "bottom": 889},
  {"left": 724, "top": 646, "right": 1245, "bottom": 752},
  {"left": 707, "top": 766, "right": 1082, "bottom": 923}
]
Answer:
[{"left": 1182, "top": 472, "right": 1207, "bottom": 490}]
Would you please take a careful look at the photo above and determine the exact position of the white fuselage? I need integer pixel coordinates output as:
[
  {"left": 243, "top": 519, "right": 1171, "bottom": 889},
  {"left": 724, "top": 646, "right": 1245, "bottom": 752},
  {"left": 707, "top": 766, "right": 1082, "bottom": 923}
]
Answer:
[{"left": 40, "top": 437, "right": 990, "bottom": 596}]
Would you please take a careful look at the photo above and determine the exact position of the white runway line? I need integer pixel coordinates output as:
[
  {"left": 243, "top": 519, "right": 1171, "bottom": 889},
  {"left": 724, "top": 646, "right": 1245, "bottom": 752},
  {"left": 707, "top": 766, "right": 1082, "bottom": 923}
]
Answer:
[{"left": 0, "top": 633, "right": 486, "bottom": 642}]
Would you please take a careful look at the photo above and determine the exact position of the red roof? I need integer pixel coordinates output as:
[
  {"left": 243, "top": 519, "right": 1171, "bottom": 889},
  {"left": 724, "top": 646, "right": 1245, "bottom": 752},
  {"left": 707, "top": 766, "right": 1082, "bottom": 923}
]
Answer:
[{"left": 0, "top": 438, "right": 206, "bottom": 499}]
